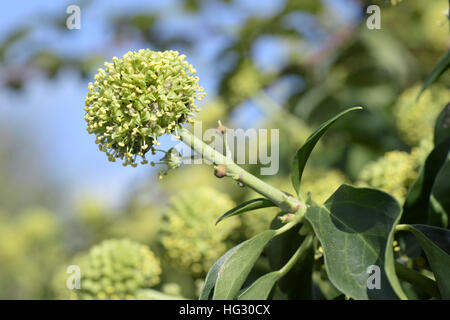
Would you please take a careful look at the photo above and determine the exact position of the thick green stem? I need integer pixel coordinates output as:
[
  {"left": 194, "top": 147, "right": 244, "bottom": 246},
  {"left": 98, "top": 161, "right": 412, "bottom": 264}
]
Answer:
[
  {"left": 279, "top": 233, "right": 314, "bottom": 276},
  {"left": 394, "top": 261, "right": 441, "bottom": 299},
  {"left": 178, "top": 127, "right": 304, "bottom": 214}
]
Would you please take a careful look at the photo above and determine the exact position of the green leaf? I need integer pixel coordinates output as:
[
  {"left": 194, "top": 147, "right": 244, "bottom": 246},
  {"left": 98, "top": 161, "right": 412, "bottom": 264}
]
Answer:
[
  {"left": 312, "top": 267, "right": 343, "bottom": 300},
  {"left": 267, "top": 213, "right": 314, "bottom": 299},
  {"left": 199, "top": 244, "right": 242, "bottom": 300},
  {"left": 237, "top": 271, "right": 281, "bottom": 300},
  {"left": 393, "top": 261, "right": 441, "bottom": 299},
  {"left": 213, "top": 230, "right": 277, "bottom": 299},
  {"left": 305, "top": 184, "right": 407, "bottom": 300},
  {"left": 402, "top": 138, "right": 450, "bottom": 225},
  {"left": 290, "top": 107, "right": 362, "bottom": 196},
  {"left": 215, "top": 198, "right": 275, "bottom": 225},
  {"left": 397, "top": 224, "right": 450, "bottom": 299},
  {"left": 429, "top": 159, "right": 450, "bottom": 228},
  {"left": 434, "top": 103, "right": 450, "bottom": 146},
  {"left": 418, "top": 50, "right": 450, "bottom": 100}
]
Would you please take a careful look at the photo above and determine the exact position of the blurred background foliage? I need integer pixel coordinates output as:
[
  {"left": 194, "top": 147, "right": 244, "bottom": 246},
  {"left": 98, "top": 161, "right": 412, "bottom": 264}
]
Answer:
[{"left": 0, "top": 0, "right": 448, "bottom": 299}]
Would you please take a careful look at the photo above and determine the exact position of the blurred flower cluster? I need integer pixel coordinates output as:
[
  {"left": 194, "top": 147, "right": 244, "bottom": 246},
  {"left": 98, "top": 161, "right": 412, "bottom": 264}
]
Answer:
[
  {"left": 160, "top": 187, "right": 240, "bottom": 277},
  {"left": 54, "top": 239, "right": 161, "bottom": 300},
  {"left": 0, "top": 208, "right": 66, "bottom": 299},
  {"left": 358, "top": 140, "right": 432, "bottom": 203},
  {"left": 394, "top": 84, "right": 450, "bottom": 147}
]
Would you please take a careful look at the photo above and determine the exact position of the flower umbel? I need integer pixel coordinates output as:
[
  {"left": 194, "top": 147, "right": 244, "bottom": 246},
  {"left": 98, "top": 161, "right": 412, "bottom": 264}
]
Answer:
[
  {"left": 84, "top": 49, "right": 205, "bottom": 166},
  {"left": 358, "top": 139, "right": 432, "bottom": 203},
  {"left": 68, "top": 239, "right": 161, "bottom": 300},
  {"left": 394, "top": 84, "right": 450, "bottom": 146},
  {"left": 157, "top": 147, "right": 183, "bottom": 179},
  {"left": 160, "top": 187, "right": 240, "bottom": 277}
]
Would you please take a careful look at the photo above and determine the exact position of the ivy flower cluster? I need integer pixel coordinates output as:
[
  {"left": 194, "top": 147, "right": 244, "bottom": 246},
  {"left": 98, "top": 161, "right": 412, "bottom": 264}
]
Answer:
[
  {"left": 160, "top": 188, "right": 240, "bottom": 277},
  {"left": 69, "top": 239, "right": 161, "bottom": 300},
  {"left": 84, "top": 49, "right": 205, "bottom": 166},
  {"left": 394, "top": 84, "right": 450, "bottom": 146},
  {"left": 358, "top": 140, "right": 432, "bottom": 203}
]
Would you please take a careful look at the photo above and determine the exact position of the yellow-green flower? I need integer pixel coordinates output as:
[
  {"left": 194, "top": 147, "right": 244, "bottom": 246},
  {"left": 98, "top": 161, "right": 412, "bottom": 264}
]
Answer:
[
  {"left": 394, "top": 84, "right": 450, "bottom": 146},
  {"left": 358, "top": 140, "right": 432, "bottom": 203},
  {"left": 160, "top": 187, "right": 240, "bottom": 277},
  {"left": 0, "top": 207, "right": 66, "bottom": 299},
  {"left": 84, "top": 49, "right": 205, "bottom": 166},
  {"left": 64, "top": 239, "right": 161, "bottom": 300},
  {"left": 422, "top": 0, "right": 450, "bottom": 50}
]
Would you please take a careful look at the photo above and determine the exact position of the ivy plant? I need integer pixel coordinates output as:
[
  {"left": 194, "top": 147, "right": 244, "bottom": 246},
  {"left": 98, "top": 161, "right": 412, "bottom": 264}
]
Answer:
[{"left": 85, "top": 49, "right": 450, "bottom": 300}]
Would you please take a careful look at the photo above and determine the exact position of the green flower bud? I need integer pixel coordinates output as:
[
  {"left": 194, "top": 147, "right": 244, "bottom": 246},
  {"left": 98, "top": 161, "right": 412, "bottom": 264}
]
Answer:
[
  {"left": 84, "top": 49, "right": 205, "bottom": 166},
  {"left": 157, "top": 147, "right": 183, "bottom": 179},
  {"left": 65, "top": 239, "right": 161, "bottom": 300},
  {"left": 160, "top": 187, "right": 240, "bottom": 277},
  {"left": 393, "top": 84, "right": 450, "bottom": 146}
]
